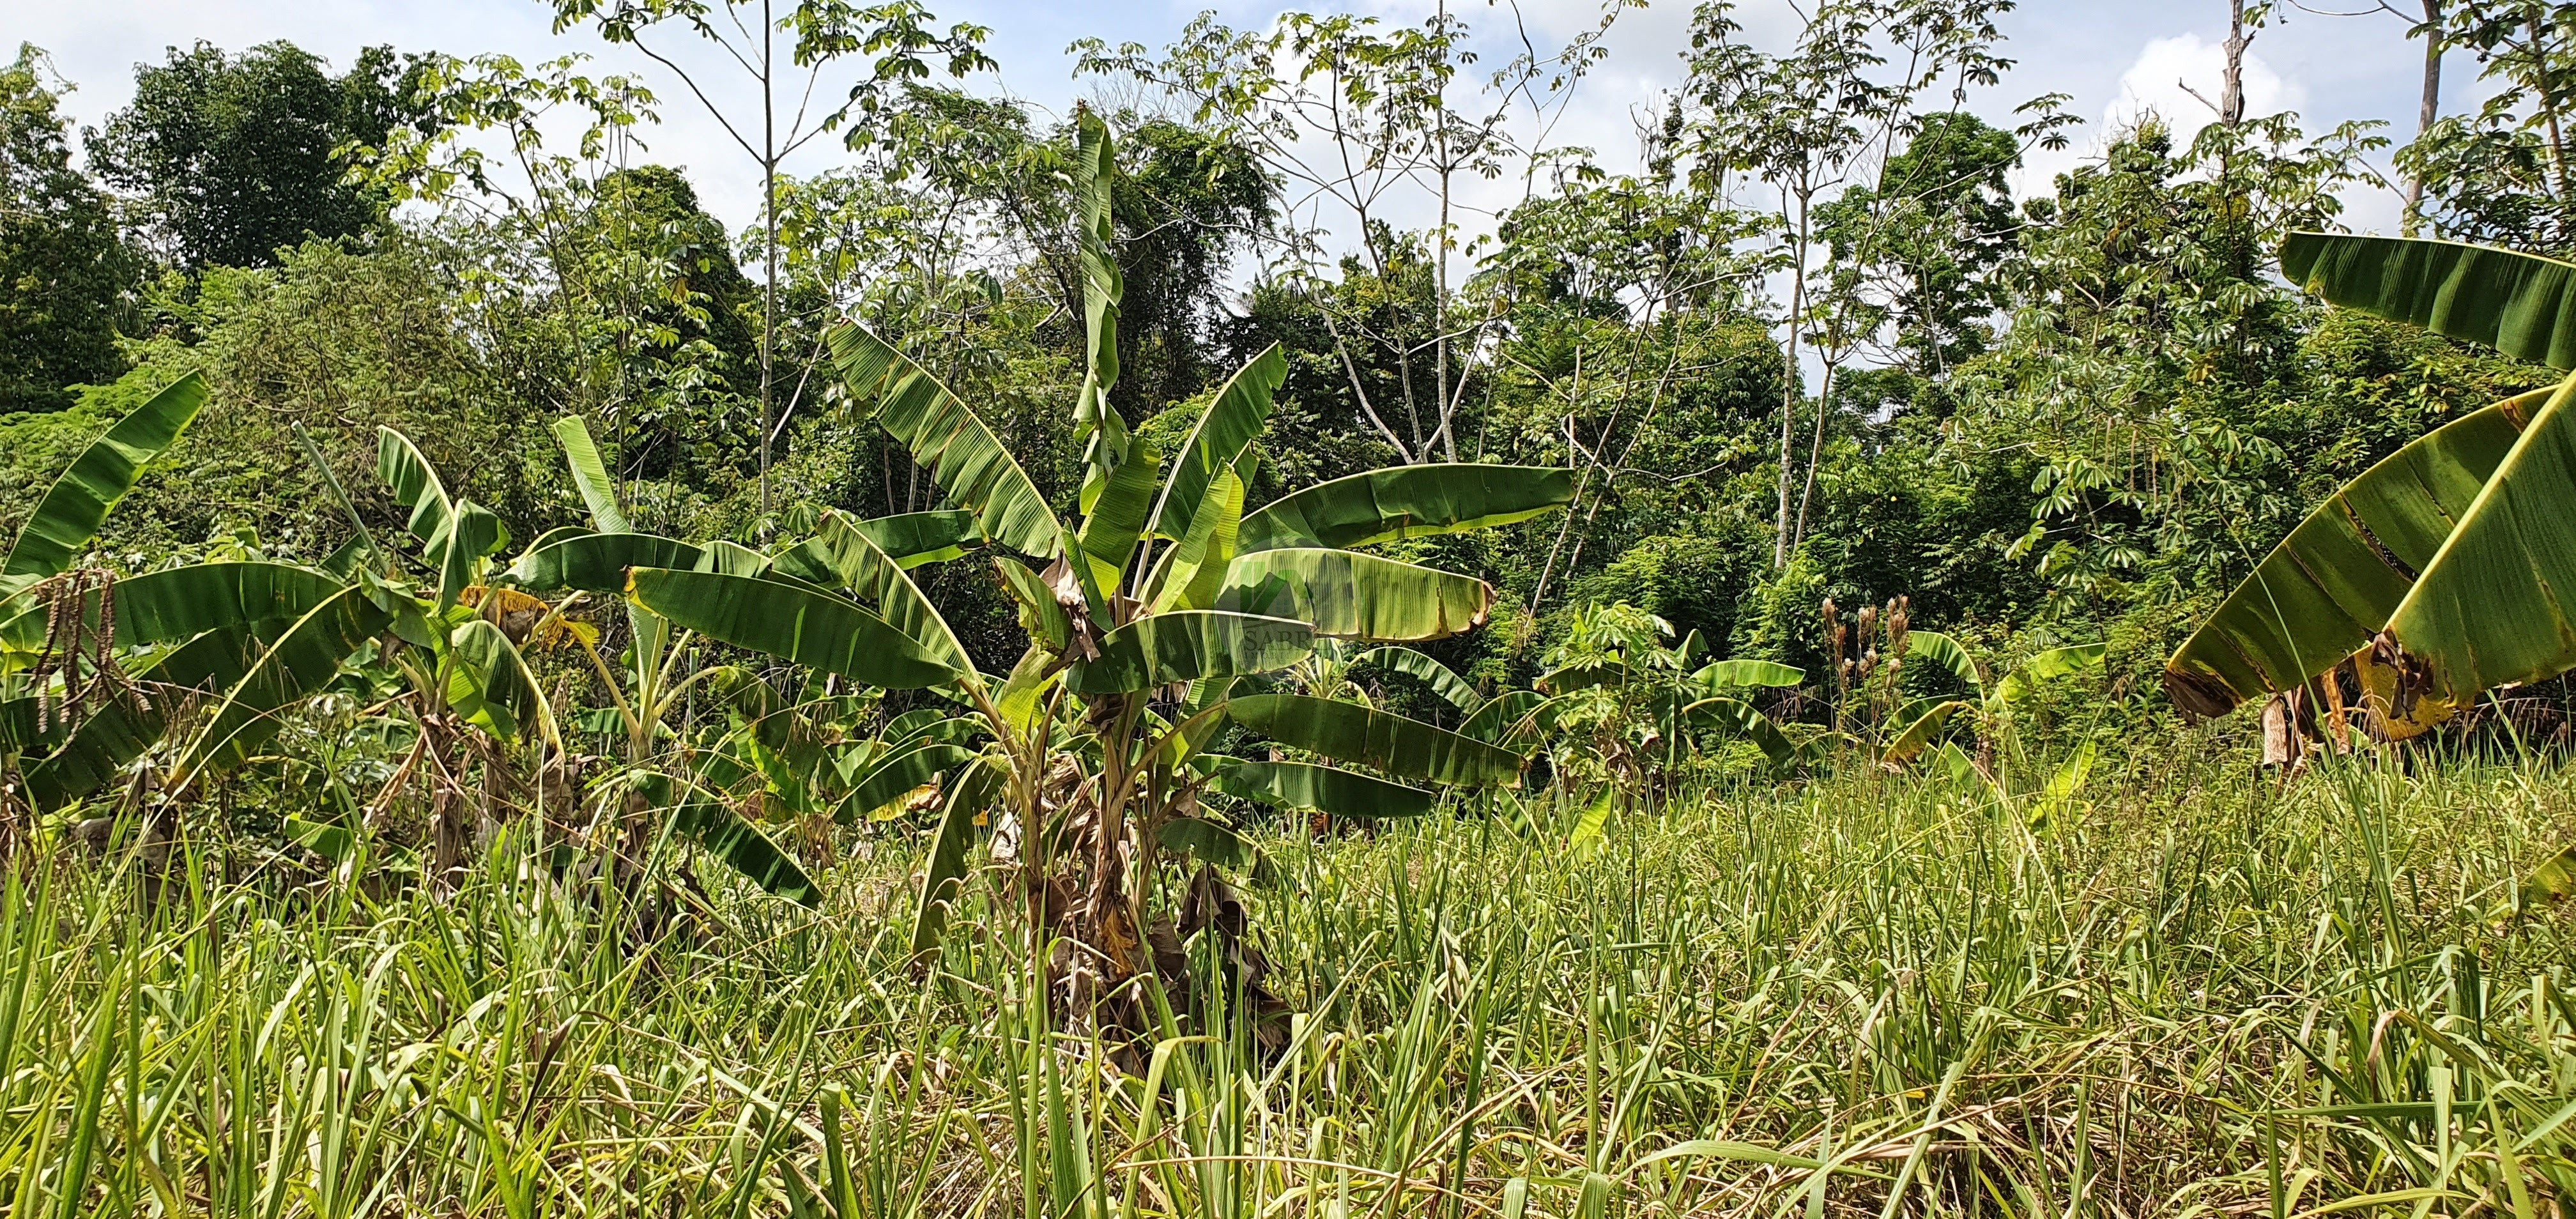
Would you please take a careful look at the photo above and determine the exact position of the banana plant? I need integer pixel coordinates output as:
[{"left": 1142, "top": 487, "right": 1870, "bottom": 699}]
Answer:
[
  {"left": 623, "top": 112, "right": 1574, "bottom": 1029},
  {"left": 2168, "top": 232, "right": 2576, "bottom": 739},
  {"left": 1881, "top": 632, "right": 2104, "bottom": 768}
]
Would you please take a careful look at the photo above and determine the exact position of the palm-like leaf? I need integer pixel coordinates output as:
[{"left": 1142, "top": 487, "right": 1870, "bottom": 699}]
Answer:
[
  {"left": 1217, "top": 549, "right": 1493, "bottom": 641},
  {"left": 1214, "top": 758, "right": 1437, "bottom": 817},
  {"left": 2281, "top": 233, "right": 2576, "bottom": 369},
  {"left": 1238, "top": 464, "right": 1576, "bottom": 553},
  {"left": 1226, "top": 693, "right": 1522, "bottom": 787},
  {"left": 1068, "top": 611, "right": 1315, "bottom": 694},
  {"left": 174, "top": 583, "right": 394, "bottom": 784},
  {"left": 4, "top": 372, "right": 210, "bottom": 581},
  {"left": 625, "top": 568, "right": 960, "bottom": 690},
  {"left": 1352, "top": 647, "right": 1483, "bottom": 712},
  {"left": 826, "top": 321, "right": 1063, "bottom": 558},
  {"left": 552, "top": 417, "right": 629, "bottom": 533}
]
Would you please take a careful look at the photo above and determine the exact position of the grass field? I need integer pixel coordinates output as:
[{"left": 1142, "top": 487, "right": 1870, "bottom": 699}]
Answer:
[{"left": 3, "top": 745, "right": 2573, "bottom": 1217}]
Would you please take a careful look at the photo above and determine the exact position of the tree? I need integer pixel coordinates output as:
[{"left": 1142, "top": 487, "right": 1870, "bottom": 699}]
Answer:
[
  {"left": 2398, "top": 1, "right": 2576, "bottom": 252},
  {"left": 0, "top": 46, "right": 134, "bottom": 414},
  {"left": 89, "top": 41, "right": 431, "bottom": 270},
  {"left": 545, "top": 0, "right": 997, "bottom": 525}
]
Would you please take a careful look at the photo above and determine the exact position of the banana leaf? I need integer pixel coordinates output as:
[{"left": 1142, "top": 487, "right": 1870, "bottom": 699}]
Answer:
[
  {"left": 509, "top": 531, "right": 703, "bottom": 592},
  {"left": 552, "top": 416, "right": 629, "bottom": 533},
  {"left": 1147, "top": 464, "right": 1246, "bottom": 613},
  {"left": 1066, "top": 611, "right": 1314, "bottom": 694},
  {"left": 434, "top": 500, "right": 507, "bottom": 612},
  {"left": 1880, "top": 700, "right": 1968, "bottom": 767},
  {"left": 1685, "top": 696, "right": 1798, "bottom": 771},
  {"left": 1, "top": 562, "right": 342, "bottom": 656},
  {"left": 1351, "top": 646, "right": 1484, "bottom": 712},
  {"left": 1225, "top": 693, "right": 1522, "bottom": 787},
  {"left": 841, "top": 510, "right": 983, "bottom": 568},
  {"left": 1075, "top": 435, "right": 1162, "bottom": 588},
  {"left": 1213, "top": 758, "right": 1438, "bottom": 817},
  {"left": 1694, "top": 659, "right": 1807, "bottom": 691},
  {"left": 2164, "top": 387, "right": 2548, "bottom": 717},
  {"left": 781, "top": 512, "right": 974, "bottom": 670},
  {"left": 1149, "top": 344, "right": 1286, "bottom": 544},
  {"left": 376, "top": 427, "right": 454, "bottom": 551},
  {"left": 1905, "top": 632, "right": 1984, "bottom": 695},
  {"left": 1238, "top": 464, "right": 1575, "bottom": 553},
  {"left": 23, "top": 624, "right": 285, "bottom": 807},
  {"left": 1156, "top": 815, "right": 1270, "bottom": 877},
  {"left": 1460, "top": 689, "right": 1548, "bottom": 744},
  {"left": 2380, "top": 378, "right": 2576, "bottom": 698},
  {"left": 834, "top": 742, "right": 975, "bottom": 824},
  {"left": 993, "top": 555, "right": 1072, "bottom": 655},
  {"left": 1071, "top": 109, "right": 1127, "bottom": 490},
  {"left": 626, "top": 568, "right": 962, "bottom": 691},
  {"left": 441, "top": 618, "right": 555, "bottom": 747},
  {"left": 4, "top": 372, "right": 210, "bottom": 581},
  {"left": 1994, "top": 643, "right": 2107, "bottom": 705},
  {"left": 2280, "top": 233, "right": 2576, "bottom": 369},
  {"left": 827, "top": 322, "right": 1062, "bottom": 558},
  {"left": 175, "top": 584, "right": 394, "bottom": 783},
  {"left": 912, "top": 754, "right": 1004, "bottom": 960},
  {"left": 1217, "top": 549, "right": 1493, "bottom": 641},
  {"left": 634, "top": 770, "right": 817, "bottom": 906}
]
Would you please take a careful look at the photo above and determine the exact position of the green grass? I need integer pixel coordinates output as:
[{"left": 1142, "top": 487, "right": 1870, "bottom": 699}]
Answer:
[{"left": 3, "top": 748, "right": 2573, "bottom": 1216}]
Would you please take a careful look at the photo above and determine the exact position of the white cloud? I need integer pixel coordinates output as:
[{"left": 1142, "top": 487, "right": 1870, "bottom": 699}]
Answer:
[{"left": 2106, "top": 31, "right": 2304, "bottom": 137}]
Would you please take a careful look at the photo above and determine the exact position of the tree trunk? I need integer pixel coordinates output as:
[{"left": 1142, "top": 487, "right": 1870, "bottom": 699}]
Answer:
[
  {"left": 2219, "top": 0, "right": 2249, "bottom": 127},
  {"left": 2406, "top": 0, "right": 2444, "bottom": 234},
  {"left": 1774, "top": 192, "right": 1810, "bottom": 569},
  {"left": 758, "top": 0, "right": 778, "bottom": 528}
]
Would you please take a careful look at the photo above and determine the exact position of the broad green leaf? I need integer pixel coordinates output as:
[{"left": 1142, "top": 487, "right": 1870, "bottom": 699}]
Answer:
[
  {"left": 1238, "top": 464, "right": 1576, "bottom": 553},
  {"left": 1217, "top": 549, "right": 1494, "bottom": 641},
  {"left": 702, "top": 539, "right": 768, "bottom": 576},
  {"left": 2, "top": 562, "right": 342, "bottom": 657},
  {"left": 1077, "top": 436, "right": 1162, "bottom": 590},
  {"left": 1694, "top": 659, "right": 1805, "bottom": 691},
  {"left": 882, "top": 710, "right": 983, "bottom": 750},
  {"left": 1066, "top": 611, "right": 1314, "bottom": 694},
  {"left": 551, "top": 416, "right": 629, "bottom": 533},
  {"left": 1880, "top": 700, "right": 1968, "bottom": 767},
  {"left": 1538, "top": 659, "right": 1626, "bottom": 694},
  {"left": 0, "top": 696, "right": 59, "bottom": 758},
  {"left": 1156, "top": 815, "right": 1269, "bottom": 875},
  {"left": 2280, "top": 233, "right": 2576, "bottom": 368},
  {"left": 626, "top": 568, "right": 961, "bottom": 691},
  {"left": 1214, "top": 758, "right": 1437, "bottom": 817},
  {"left": 282, "top": 816, "right": 357, "bottom": 863},
  {"left": 1568, "top": 785, "right": 1613, "bottom": 857},
  {"left": 509, "top": 531, "right": 703, "bottom": 592},
  {"left": 843, "top": 510, "right": 983, "bottom": 568},
  {"left": 1148, "top": 464, "right": 1246, "bottom": 613},
  {"left": 2163, "top": 388, "right": 2545, "bottom": 717},
  {"left": 442, "top": 618, "right": 555, "bottom": 747},
  {"left": 1226, "top": 693, "right": 1522, "bottom": 787},
  {"left": 175, "top": 583, "right": 393, "bottom": 783},
  {"left": 2375, "top": 380, "right": 2576, "bottom": 700},
  {"left": 913, "top": 754, "right": 1004, "bottom": 960},
  {"left": 376, "top": 427, "right": 454, "bottom": 550},
  {"left": 1352, "top": 646, "right": 1483, "bottom": 712},
  {"left": 784, "top": 512, "right": 973, "bottom": 671},
  {"left": 24, "top": 625, "right": 279, "bottom": 807},
  {"left": 434, "top": 499, "right": 507, "bottom": 612},
  {"left": 636, "top": 770, "right": 817, "bottom": 906},
  {"left": 1149, "top": 344, "right": 1285, "bottom": 543},
  {"left": 2027, "top": 740, "right": 2097, "bottom": 830},
  {"left": 993, "top": 555, "right": 1071, "bottom": 654},
  {"left": 991, "top": 646, "right": 1061, "bottom": 739},
  {"left": 1685, "top": 696, "right": 1797, "bottom": 771},
  {"left": 2518, "top": 844, "right": 2576, "bottom": 909},
  {"left": 827, "top": 321, "right": 1062, "bottom": 557},
  {"left": 1460, "top": 689, "right": 1548, "bottom": 744},
  {"left": 3, "top": 371, "right": 210, "bottom": 580},
  {"left": 1995, "top": 643, "right": 2107, "bottom": 705},
  {"left": 1905, "top": 632, "right": 1984, "bottom": 696},
  {"left": 835, "top": 742, "right": 974, "bottom": 824}
]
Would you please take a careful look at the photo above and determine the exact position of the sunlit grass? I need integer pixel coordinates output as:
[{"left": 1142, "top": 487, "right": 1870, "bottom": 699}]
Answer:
[{"left": 3, "top": 746, "right": 2572, "bottom": 1216}]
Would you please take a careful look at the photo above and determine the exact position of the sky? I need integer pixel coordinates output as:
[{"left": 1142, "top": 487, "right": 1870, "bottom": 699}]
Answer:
[{"left": 17, "top": 0, "right": 2460, "bottom": 251}]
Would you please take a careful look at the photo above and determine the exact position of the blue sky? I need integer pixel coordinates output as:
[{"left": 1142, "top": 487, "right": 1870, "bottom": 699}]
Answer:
[{"left": 21, "top": 1, "right": 2455, "bottom": 246}]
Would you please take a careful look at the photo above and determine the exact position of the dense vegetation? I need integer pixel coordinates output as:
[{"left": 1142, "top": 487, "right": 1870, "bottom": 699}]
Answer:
[{"left": 4, "top": 1, "right": 2576, "bottom": 1213}]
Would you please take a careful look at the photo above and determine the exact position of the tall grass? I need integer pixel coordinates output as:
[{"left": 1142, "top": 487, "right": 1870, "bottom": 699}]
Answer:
[{"left": 2, "top": 747, "right": 2571, "bottom": 1216}]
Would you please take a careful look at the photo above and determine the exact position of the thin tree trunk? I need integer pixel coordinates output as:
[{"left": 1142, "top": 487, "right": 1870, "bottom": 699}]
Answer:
[
  {"left": 2220, "top": 0, "right": 2249, "bottom": 126},
  {"left": 1773, "top": 190, "right": 1809, "bottom": 569},
  {"left": 1793, "top": 357, "right": 1839, "bottom": 551},
  {"left": 758, "top": 0, "right": 778, "bottom": 528},
  {"left": 2407, "top": 0, "right": 2444, "bottom": 234},
  {"left": 2534, "top": 13, "right": 2572, "bottom": 202}
]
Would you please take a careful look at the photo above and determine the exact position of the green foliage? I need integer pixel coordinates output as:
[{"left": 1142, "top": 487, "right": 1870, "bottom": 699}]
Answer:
[
  {"left": 89, "top": 41, "right": 431, "bottom": 270},
  {"left": 0, "top": 47, "right": 135, "bottom": 415}
]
